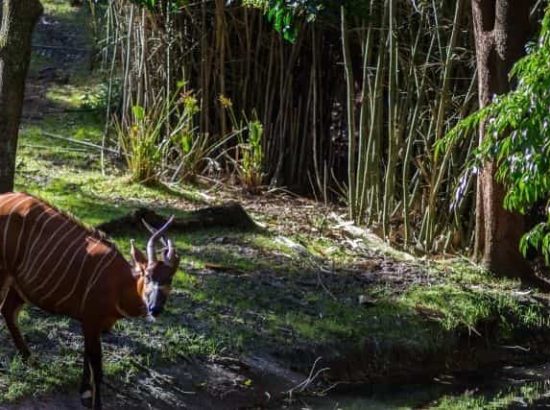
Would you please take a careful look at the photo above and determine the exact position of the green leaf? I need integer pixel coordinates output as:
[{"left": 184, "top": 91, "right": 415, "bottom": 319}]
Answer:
[{"left": 132, "top": 105, "right": 146, "bottom": 121}]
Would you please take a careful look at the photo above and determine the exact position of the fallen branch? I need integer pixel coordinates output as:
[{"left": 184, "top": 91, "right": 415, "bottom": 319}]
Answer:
[
  {"left": 41, "top": 131, "right": 119, "bottom": 155},
  {"left": 97, "top": 203, "right": 258, "bottom": 234},
  {"left": 285, "top": 357, "right": 330, "bottom": 402}
]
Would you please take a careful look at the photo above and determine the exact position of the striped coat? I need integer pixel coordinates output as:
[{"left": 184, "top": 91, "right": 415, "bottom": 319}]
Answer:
[
  {"left": 0, "top": 191, "right": 146, "bottom": 324},
  {"left": 0, "top": 192, "right": 182, "bottom": 409}
]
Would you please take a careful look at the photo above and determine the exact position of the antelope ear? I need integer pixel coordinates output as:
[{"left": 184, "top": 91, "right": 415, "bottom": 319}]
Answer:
[{"left": 130, "top": 239, "right": 147, "bottom": 266}]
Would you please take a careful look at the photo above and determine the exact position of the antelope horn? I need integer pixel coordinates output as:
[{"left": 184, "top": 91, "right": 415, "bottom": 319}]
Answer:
[
  {"left": 145, "top": 216, "right": 175, "bottom": 265},
  {"left": 165, "top": 238, "right": 176, "bottom": 266},
  {"left": 142, "top": 218, "right": 168, "bottom": 247}
]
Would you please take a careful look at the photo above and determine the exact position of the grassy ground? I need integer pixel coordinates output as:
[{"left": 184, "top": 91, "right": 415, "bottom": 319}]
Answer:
[{"left": 4, "top": 1, "right": 550, "bottom": 408}]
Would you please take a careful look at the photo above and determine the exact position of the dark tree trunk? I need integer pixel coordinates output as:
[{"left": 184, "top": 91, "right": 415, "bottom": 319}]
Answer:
[
  {"left": 471, "top": 0, "right": 532, "bottom": 275},
  {"left": 0, "top": 0, "right": 43, "bottom": 193}
]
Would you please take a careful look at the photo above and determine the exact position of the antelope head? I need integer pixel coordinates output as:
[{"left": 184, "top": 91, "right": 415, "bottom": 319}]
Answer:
[{"left": 130, "top": 216, "right": 180, "bottom": 318}]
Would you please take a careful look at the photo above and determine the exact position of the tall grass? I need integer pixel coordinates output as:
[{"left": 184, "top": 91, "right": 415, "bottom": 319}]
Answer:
[
  {"left": 115, "top": 86, "right": 230, "bottom": 184},
  {"left": 235, "top": 119, "right": 265, "bottom": 191},
  {"left": 115, "top": 104, "right": 167, "bottom": 183}
]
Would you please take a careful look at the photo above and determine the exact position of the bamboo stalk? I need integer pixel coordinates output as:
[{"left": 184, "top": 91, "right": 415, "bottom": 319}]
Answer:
[
  {"left": 382, "top": 0, "right": 397, "bottom": 239},
  {"left": 341, "top": 6, "right": 357, "bottom": 220}
]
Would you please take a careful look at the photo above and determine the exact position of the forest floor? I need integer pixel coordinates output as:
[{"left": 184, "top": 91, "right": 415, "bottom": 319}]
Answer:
[{"left": 4, "top": 1, "right": 550, "bottom": 409}]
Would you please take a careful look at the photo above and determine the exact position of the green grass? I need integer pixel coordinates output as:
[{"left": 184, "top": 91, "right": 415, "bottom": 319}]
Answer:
[
  {"left": 430, "top": 382, "right": 549, "bottom": 409},
  {"left": 9, "top": 134, "right": 550, "bottom": 402}
]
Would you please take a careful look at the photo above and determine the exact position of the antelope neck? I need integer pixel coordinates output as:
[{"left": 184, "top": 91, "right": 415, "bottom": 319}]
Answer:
[{"left": 117, "top": 262, "right": 148, "bottom": 318}]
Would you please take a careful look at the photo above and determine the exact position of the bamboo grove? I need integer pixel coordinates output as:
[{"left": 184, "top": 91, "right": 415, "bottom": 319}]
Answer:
[{"left": 91, "top": 0, "right": 537, "bottom": 253}]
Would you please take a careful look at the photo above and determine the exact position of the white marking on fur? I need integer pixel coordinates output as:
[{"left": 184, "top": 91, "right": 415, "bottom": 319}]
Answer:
[
  {"left": 0, "top": 193, "right": 18, "bottom": 203},
  {"left": 21, "top": 219, "right": 72, "bottom": 283},
  {"left": 55, "top": 239, "right": 103, "bottom": 308},
  {"left": 40, "top": 236, "right": 90, "bottom": 302},
  {"left": 13, "top": 202, "right": 42, "bottom": 270},
  {"left": 79, "top": 249, "right": 118, "bottom": 312},
  {"left": 15, "top": 207, "right": 51, "bottom": 272},
  {"left": 0, "top": 194, "right": 20, "bottom": 217},
  {"left": 81, "top": 390, "right": 92, "bottom": 400},
  {"left": 33, "top": 231, "right": 87, "bottom": 296},
  {"left": 25, "top": 223, "right": 80, "bottom": 286},
  {"left": 1, "top": 196, "right": 33, "bottom": 269},
  {"left": 18, "top": 212, "right": 59, "bottom": 278}
]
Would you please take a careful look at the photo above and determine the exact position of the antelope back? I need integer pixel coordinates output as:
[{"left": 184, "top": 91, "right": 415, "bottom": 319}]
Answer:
[{"left": 0, "top": 192, "right": 128, "bottom": 319}]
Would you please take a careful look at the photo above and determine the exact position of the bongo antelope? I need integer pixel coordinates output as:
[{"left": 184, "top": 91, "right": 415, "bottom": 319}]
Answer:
[{"left": 0, "top": 192, "right": 180, "bottom": 409}]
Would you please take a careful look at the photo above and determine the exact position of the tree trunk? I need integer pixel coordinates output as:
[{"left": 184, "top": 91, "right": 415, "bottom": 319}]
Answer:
[
  {"left": 0, "top": 0, "right": 43, "bottom": 193},
  {"left": 472, "top": 0, "right": 532, "bottom": 276}
]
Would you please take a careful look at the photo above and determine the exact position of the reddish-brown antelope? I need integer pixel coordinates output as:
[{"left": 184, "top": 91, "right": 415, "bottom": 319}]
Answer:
[{"left": 0, "top": 192, "right": 180, "bottom": 409}]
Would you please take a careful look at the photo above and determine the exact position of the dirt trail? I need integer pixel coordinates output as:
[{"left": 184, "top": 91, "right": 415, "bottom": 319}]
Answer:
[{"left": 23, "top": 4, "right": 92, "bottom": 122}]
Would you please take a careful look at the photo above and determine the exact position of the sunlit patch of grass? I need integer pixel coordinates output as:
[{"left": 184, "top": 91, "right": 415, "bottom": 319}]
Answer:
[
  {"left": 306, "top": 237, "right": 350, "bottom": 260},
  {"left": 45, "top": 85, "right": 87, "bottom": 109},
  {"left": 22, "top": 99, "right": 104, "bottom": 143},
  {"left": 2, "top": 355, "right": 81, "bottom": 402},
  {"left": 250, "top": 234, "right": 302, "bottom": 257},
  {"left": 42, "top": 0, "right": 79, "bottom": 17},
  {"left": 403, "top": 260, "right": 550, "bottom": 337},
  {"left": 404, "top": 284, "right": 543, "bottom": 333},
  {"left": 16, "top": 161, "right": 196, "bottom": 225},
  {"left": 431, "top": 382, "right": 548, "bottom": 409}
]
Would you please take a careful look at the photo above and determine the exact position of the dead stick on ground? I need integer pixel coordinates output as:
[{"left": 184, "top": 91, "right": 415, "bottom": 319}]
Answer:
[{"left": 286, "top": 357, "right": 330, "bottom": 402}]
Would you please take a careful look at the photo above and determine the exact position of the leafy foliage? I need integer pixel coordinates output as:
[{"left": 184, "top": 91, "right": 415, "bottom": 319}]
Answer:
[
  {"left": 238, "top": 0, "right": 323, "bottom": 41},
  {"left": 129, "top": 0, "right": 187, "bottom": 12},
  {"left": 222, "top": 99, "right": 265, "bottom": 190},
  {"left": 128, "top": 0, "right": 340, "bottom": 41},
  {"left": 441, "top": 7, "right": 550, "bottom": 261},
  {"left": 115, "top": 104, "right": 168, "bottom": 183},
  {"left": 238, "top": 0, "right": 368, "bottom": 41},
  {"left": 170, "top": 91, "right": 232, "bottom": 182},
  {"left": 236, "top": 119, "right": 265, "bottom": 190}
]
